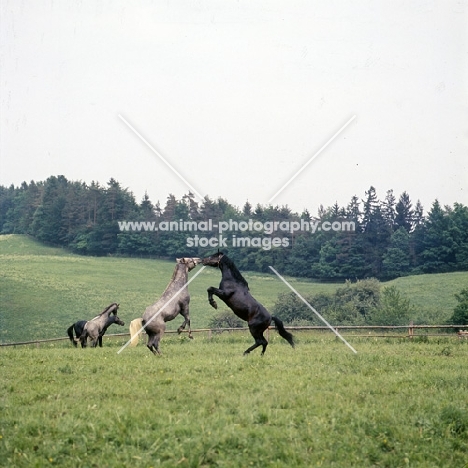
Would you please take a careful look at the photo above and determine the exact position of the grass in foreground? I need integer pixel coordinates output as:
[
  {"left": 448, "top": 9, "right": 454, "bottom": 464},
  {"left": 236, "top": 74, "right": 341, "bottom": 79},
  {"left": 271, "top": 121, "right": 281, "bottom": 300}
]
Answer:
[{"left": 1, "top": 333, "right": 467, "bottom": 467}]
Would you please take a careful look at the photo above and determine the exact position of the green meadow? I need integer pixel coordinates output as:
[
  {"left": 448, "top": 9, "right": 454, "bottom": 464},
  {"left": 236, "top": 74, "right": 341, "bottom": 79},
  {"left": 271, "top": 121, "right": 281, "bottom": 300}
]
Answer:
[
  {"left": 1, "top": 235, "right": 468, "bottom": 467},
  {"left": 1, "top": 336, "right": 467, "bottom": 467},
  {"left": 0, "top": 235, "right": 338, "bottom": 343},
  {"left": 1, "top": 235, "right": 467, "bottom": 344}
]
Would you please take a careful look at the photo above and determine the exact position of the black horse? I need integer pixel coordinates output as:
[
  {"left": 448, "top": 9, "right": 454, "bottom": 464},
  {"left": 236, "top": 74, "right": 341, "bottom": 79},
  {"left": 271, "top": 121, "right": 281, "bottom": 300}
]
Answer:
[
  {"left": 202, "top": 252, "right": 294, "bottom": 355},
  {"left": 67, "top": 314, "right": 125, "bottom": 348}
]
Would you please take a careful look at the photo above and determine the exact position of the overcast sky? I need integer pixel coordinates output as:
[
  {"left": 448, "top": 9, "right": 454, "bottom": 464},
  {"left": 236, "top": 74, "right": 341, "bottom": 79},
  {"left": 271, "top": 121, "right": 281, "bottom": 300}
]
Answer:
[{"left": 1, "top": 0, "right": 467, "bottom": 215}]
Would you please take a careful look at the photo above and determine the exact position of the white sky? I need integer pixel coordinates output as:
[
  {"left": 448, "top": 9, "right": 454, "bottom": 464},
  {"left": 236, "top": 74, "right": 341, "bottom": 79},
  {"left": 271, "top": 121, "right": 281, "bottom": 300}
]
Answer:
[{"left": 1, "top": 0, "right": 467, "bottom": 215}]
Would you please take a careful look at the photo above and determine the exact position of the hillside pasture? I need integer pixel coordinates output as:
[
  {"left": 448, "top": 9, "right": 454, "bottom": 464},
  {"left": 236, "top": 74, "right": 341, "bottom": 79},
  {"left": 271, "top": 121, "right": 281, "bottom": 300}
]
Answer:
[
  {"left": 1, "top": 334, "right": 467, "bottom": 467},
  {"left": 0, "top": 235, "right": 340, "bottom": 343},
  {"left": 1, "top": 235, "right": 468, "bottom": 466},
  {"left": 1, "top": 235, "right": 468, "bottom": 345}
]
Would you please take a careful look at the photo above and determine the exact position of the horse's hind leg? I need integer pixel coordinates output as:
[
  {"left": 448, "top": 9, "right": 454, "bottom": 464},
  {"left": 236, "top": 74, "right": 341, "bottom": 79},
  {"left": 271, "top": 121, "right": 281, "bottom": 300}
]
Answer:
[
  {"left": 243, "top": 337, "right": 268, "bottom": 356},
  {"left": 244, "top": 326, "right": 268, "bottom": 356},
  {"left": 147, "top": 329, "right": 164, "bottom": 356},
  {"left": 79, "top": 332, "right": 88, "bottom": 348},
  {"left": 178, "top": 308, "right": 192, "bottom": 339},
  {"left": 147, "top": 336, "right": 161, "bottom": 355}
]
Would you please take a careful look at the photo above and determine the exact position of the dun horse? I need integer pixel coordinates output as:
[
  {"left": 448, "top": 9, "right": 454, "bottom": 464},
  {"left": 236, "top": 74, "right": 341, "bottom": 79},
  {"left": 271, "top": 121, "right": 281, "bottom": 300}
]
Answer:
[
  {"left": 129, "top": 257, "right": 201, "bottom": 355},
  {"left": 74, "top": 302, "right": 120, "bottom": 348},
  {"left": 202, "top": 252, "right": 294, "bottom": 355},
  {"left": 67, "top": 313, "right": 125, "bottom": 348}
]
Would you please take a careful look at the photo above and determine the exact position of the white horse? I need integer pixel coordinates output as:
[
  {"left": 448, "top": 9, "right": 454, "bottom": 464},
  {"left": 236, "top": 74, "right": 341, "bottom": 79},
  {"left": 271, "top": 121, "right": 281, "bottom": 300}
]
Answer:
[{"left": 129, "top": 257, "right": 201, "bottom": 354}]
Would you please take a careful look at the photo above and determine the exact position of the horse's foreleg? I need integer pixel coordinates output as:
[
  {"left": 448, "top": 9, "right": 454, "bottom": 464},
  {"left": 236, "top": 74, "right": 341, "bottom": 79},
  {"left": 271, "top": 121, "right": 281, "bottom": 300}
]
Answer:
[
  {"left": 207, "top": 286, "right": 218, "bottom": 309},
  {"left": 89, "top": 333, "right": 99, "bottom": 348},
  {"left": 207, "top": 287, "right": 232, "bottom": 309}
]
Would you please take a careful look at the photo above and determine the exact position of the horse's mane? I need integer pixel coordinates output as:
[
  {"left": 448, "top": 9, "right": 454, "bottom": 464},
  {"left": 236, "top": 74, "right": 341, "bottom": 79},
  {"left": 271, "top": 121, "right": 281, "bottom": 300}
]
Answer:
[
  {"left": 220, "top": 255, "right": 249, "bottom": 288},
  {"left": 98, "top": 302, "right": 118, "bottom": 316},
  {"left": 161, "top": 263, "right": 187, "bottom": 293}
]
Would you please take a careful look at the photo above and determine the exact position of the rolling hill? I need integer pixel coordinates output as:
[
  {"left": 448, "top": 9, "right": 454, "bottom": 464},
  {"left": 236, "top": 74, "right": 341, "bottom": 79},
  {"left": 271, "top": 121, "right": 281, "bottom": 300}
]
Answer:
[{"left": 1, "top": 235, "right": 466, "bottom": 343}]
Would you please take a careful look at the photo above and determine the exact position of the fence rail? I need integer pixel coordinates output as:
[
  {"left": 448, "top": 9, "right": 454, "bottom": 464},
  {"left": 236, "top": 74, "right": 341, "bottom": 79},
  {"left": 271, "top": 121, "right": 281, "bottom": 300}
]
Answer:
[{"left": 1, "top": 323, "right": 467, "bottom": 348}]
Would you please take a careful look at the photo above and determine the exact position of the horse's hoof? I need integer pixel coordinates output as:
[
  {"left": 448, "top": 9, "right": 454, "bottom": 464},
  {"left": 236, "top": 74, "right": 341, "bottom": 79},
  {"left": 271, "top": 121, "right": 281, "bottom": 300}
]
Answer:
[{"left": 209, "top": 300, "right": 218, "bottom": 309}]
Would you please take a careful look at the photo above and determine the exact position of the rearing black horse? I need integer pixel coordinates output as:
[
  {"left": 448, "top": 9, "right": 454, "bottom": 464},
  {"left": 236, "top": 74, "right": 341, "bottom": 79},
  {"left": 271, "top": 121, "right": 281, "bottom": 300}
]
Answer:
[{"left": 202, "top": 252, "right": 294, "bottom": 355}]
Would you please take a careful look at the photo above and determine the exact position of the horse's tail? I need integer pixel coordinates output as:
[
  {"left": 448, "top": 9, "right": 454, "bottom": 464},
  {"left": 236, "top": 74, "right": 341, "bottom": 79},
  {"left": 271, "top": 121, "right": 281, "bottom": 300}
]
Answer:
[
  {"left": 271, "top": 316, "right": 295, "bottom": 348},
  {"left": 67, "top": 324, "right": 77, "bottom": 347},
  {"left": 129, "top": 318, "right": 143, "bottom": 347}
]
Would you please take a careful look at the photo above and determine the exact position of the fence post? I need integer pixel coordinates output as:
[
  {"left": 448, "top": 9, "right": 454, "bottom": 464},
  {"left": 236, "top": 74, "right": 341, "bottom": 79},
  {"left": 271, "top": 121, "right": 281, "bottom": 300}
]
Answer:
[{"left": 408, "top": 321, "right": 414, "bottom": 339}]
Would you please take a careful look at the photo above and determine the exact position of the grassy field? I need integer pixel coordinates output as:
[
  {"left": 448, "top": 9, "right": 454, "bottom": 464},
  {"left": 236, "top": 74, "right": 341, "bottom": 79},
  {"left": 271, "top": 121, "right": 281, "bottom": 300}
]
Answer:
[
  {"left": 0, "top": 235, "right": 339, "bottom": 343},
  {"left": 1, "top": 334, "right": 467, "bottom": 467},
  {"left": 1, "top": 235, "right": 468, "bottom": 467},
  {"left": 1, "top": 234, "right": 467, "bottom": 344}
]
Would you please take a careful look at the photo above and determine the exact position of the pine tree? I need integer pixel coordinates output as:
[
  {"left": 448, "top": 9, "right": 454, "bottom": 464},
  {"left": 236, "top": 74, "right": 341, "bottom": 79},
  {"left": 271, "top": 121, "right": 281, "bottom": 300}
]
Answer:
[
  {"left": 243, "top": 200, "right": 252, "bottom": 216},
  {"left": 140, "top": 192, "right": 156, "bottom": 220},
  {"left": 361, "top": 188, "right": 391, "bottom": 277},
  {"left": 182, "top": 192, "right": 200, "bottom": 220},
  {"left": 31, "top": 175, "right": 69, "bottom": 244},
  {"left": 382, "top": 189, "right": 396, "bottom": 230},
  {"left": 162, "top": 194, "right": 178, "bottom": 221},
  {"left": 420, "top": 200, "right": 454, "bottom": 272},
  {"left": 448, "top": 203, "right": 468, "bottom": 270},
  {"left": 382, "top": 227, "right": 411, "bottom": 278},
  {"left": 346, "top": 195, "right": 362, "bottom": 230},
  {"left": 362, "top": 186, "right": 379, "bottom": 230},
  {"left": 395, "top": 191, "right": 414, "bottom": 232}
]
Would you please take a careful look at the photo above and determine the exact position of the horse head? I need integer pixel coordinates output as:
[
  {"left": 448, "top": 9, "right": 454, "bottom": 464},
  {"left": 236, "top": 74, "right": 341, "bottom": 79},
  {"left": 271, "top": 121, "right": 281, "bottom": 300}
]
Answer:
[
  {"left": 176, "top": 257, "right": 202, "bottom": 272},
  {"left": 201, "top": 251, "right": 224, "bottom": 268},
  {"left": 113, "top": 315, "right": 125, "bottom": 326}
]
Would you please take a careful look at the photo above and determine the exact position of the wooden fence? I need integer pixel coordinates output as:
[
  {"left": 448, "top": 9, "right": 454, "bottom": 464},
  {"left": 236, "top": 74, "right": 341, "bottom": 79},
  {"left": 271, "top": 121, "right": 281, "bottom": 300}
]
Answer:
[{"left": 1, "top": 323, "right": 467, "bottom": 348}]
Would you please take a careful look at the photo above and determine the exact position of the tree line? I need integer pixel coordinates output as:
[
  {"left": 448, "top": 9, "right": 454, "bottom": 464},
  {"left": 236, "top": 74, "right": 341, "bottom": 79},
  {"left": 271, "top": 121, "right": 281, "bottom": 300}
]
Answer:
[{"left": 1, "top": 175, "right": 467, "bottom": 281}]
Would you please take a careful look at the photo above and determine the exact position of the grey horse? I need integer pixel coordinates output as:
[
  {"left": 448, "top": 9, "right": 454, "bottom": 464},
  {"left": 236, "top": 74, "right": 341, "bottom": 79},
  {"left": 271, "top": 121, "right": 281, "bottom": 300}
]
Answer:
[
  {"left": 68, "top": 313, "right": 125, "bottom": 348},
  {"left": 130, "top": 257, "right": 201, "bottom": 355},
  {"left": 77, "top": 303, "right": 120, "bottom": 348}
]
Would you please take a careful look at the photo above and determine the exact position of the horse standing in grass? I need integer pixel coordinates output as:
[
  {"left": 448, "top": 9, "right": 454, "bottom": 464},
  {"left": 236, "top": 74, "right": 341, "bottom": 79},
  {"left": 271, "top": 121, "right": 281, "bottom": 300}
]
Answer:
[
  {"left": 67, "top": 314, "right": 125, "bottom": 348},
  {"left": 130, "top": 257, "right": 202, "bottom": 355},
  {"left": 202, "top": 252, "right": 294, "bottom": 355},
  {"left": 75, "top": 303, "right": 120, "bottom": 348}
]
